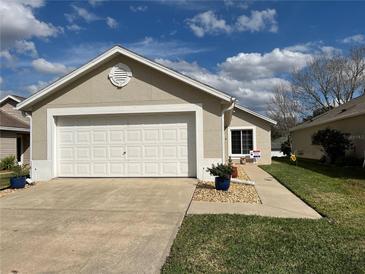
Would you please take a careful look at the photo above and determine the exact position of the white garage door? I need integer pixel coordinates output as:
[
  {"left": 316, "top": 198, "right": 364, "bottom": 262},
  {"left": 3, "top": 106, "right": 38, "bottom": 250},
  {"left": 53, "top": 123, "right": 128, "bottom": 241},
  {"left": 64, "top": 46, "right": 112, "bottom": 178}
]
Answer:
[{"left": 56, "top": 113, "right": 196, "bottom": 177}]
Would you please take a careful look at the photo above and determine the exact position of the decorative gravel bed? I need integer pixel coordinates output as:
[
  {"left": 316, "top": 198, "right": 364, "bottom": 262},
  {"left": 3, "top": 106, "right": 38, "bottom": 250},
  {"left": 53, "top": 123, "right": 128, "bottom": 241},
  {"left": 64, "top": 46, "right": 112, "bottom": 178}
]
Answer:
[
  {"left": 192, "top": 165, "right": 261, "bottom": 203},
  {"left": 0, "top": 183, "right": 36, "bottom": 198}
]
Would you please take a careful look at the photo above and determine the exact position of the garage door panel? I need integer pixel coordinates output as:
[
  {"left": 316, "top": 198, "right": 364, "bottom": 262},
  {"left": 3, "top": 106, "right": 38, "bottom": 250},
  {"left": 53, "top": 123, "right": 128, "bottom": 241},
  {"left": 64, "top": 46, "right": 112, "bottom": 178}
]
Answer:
[
  {"left": 75, "top": 147, "right": 90, "bottom": 160},
  {"left": 59, "top": 147, "right": 74, "bottom": 160},
  {"left": 59, "top": 162, "right": 74, "bottom": 176},
  {"left": 92, "top": 131, "right": 108, "bottom": 144},
  {"left": 143, "top": 146, "right": 159, "bottom": 158},
  {"left": 126, "top": 162, "right": 142, "bottom": 176},
  {"left": 76, "top": 163, "right": 91, "bottom": 176},
  {"left": 59, "top": 131, "right": 74, "bottom": 145},
  {"left": 56, "top": 113, "right": 196, "bottom": 177},
  {"left": 92, "top": 147, "right": 108, "bottom": 160},
  {"left": 109, "top": 130, "right": 124, "bottom": 143},
  {"left": 76, "top": 131, "right": 91, "bottom": 144},
  {"left": 109, "top": 146, "right": 125, "bottom": 160},
  {"left": 92, "top": 163, "right": 108, "bottom": 176},
  {"left": 144, "top": 162, "right": 159, "bottom": 176},
  {"left": 110, "top": 162, "right": 124, "bottom": 175}
]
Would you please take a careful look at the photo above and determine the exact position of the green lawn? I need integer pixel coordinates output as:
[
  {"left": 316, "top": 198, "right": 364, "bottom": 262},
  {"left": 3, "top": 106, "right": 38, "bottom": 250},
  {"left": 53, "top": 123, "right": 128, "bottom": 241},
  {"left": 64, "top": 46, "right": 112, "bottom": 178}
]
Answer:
[
  {"left": 0, "top": 172, "right": 13, "bottom": 190},
  {"left": 162, "top": 159, "right": 365, "bottom": 274}
]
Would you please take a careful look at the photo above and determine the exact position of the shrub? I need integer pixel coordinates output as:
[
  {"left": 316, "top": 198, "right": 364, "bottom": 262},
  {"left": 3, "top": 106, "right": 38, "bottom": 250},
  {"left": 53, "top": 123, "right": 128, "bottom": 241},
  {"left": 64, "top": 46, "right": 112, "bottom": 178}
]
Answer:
[
  {"left": 312, "top": 128, "right": 352, "bottom": 164},
  {"left": 11, "top": 164, "right": 30, "bottom": 178},
  {"left": 0, "top": 155, "right": 16, "bottom": 170},
  {"left": 207, "top": 157, "right": 233, "bottom": 179},
  {"left": 280, "top": 139, "right": 291, "bottom": 156}
]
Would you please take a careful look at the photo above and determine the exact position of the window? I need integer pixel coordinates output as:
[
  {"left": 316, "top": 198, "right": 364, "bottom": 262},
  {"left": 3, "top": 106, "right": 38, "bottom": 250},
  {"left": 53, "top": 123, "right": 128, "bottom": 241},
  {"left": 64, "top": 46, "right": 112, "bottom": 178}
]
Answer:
[{"left": 230, "top": 128, "right": 254, "bottom": 155}]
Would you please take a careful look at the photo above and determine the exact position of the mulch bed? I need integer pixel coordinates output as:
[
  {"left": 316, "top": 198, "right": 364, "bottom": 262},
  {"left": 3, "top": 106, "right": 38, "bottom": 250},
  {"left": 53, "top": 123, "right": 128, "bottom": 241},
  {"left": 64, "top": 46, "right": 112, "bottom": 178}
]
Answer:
[{"left": 192, "top": 165, "right": 261, "bottom": 203}]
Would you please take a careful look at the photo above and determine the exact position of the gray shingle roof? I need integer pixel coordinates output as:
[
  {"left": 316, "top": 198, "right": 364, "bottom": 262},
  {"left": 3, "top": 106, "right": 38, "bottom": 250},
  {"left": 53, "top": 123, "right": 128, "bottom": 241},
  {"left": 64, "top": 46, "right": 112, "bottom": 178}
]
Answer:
[
  {"left": 290, "top": 94, "right": 365, "bottom": 131},
  {"left": 0, "top": 110, "right": 29, "bottom": 129}
]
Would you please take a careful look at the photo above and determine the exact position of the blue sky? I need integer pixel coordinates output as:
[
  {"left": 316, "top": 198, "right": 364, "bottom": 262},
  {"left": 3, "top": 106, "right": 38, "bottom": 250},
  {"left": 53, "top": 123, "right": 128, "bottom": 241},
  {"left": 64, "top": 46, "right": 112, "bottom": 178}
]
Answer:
[{"left": 1, "top": 0, "right": 364, "bottom": 112}]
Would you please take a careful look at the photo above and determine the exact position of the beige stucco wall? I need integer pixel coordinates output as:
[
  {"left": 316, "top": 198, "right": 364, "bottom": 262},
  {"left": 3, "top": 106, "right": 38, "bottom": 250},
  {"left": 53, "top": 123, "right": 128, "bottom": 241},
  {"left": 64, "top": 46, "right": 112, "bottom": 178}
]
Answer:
[
  {"left": 30, "top": 54, "right": 229, "bottom": 161},
  {"left": 224, "top": 108, "right": 272, "bottom": 165},
  {"left": 291, "top": 114, "right": 365, "bottom": 160}
]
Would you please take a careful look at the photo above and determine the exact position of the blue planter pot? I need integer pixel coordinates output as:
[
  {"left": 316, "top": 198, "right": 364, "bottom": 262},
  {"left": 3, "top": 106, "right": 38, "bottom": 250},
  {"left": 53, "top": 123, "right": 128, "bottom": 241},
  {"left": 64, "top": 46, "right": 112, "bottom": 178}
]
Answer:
[
  {"left": 10, "top": 176, "right": 26, "bottom": 189},
  {"left": 215, "top": 177, "right": 231, "bottom": 191}
]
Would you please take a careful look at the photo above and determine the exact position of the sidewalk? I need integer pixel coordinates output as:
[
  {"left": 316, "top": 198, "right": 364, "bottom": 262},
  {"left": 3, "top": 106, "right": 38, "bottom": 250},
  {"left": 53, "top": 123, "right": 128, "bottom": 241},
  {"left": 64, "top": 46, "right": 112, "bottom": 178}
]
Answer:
[{"left": 188, "top": 165, "right": 321, "bottom": 219}]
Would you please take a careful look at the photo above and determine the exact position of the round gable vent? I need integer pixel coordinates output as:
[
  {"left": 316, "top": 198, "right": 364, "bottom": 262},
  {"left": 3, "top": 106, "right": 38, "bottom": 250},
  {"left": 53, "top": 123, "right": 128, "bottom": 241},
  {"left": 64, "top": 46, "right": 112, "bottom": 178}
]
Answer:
[{"left": 108, "top": 63, "right": 132, "bottom": 88}]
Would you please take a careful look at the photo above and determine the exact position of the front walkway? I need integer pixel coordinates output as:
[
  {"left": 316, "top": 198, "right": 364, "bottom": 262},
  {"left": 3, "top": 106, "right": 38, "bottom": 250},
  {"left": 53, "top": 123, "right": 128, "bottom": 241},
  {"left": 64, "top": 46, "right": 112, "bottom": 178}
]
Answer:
[{"left": 188, "top": 165, "right": 321, "bottom": 219}]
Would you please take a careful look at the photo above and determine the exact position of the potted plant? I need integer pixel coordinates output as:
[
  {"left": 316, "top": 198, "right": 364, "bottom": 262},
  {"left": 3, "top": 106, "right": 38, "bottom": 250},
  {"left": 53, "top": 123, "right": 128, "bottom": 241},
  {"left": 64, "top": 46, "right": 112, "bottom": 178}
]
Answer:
[
  {"left": 207, "top": 158, "right": 234, "bottom": 191},
  {"left": 10, "top": 164, "right": 30, "bottom": 189}
]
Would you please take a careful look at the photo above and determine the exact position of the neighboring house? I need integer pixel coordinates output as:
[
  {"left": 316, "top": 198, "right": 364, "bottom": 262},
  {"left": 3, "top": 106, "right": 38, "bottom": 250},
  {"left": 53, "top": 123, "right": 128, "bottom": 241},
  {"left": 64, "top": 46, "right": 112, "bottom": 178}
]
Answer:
[
  {"left": 271, "top": 136, "right": 287, "bottom": 157},
  {"left": 17, "top": 45, "right": 276, "bottom": 181},
  {"left": 0, "top": 95, "right": 30, "bottom": 164},
  {"left": 290, "top": 94, "right": 365, "bottom": 160}
]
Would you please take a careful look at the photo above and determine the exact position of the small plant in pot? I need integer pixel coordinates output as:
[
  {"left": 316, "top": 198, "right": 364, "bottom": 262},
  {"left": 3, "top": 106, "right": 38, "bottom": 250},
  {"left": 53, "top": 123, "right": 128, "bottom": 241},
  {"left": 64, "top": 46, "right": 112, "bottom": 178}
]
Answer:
[
  {"left": 207, "top": 158, "right": 233, "bottom": 191},
  {"left": 10, "top": 164, "right": 30, "bottom": 189}
]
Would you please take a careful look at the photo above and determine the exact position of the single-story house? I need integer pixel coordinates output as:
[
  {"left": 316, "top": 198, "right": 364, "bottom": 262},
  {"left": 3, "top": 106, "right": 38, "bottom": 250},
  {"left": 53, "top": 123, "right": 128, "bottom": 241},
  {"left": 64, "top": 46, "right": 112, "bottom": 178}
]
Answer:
[
  {"left": 0, "top": 95, "right": 30, "bottom": 164},
  {"left": 290, "top": 94, "right": 365, "bottom": 160},
  {"left": 16, "top": 45, "right": 276, "bottom": 181}
]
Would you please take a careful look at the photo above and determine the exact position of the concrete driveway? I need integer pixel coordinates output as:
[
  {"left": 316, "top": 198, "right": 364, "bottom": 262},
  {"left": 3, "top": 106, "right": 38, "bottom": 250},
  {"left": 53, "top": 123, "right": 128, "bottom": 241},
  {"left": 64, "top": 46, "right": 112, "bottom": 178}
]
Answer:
[{"left": 0, "top": 178, "right": 196, "bottom": 274}]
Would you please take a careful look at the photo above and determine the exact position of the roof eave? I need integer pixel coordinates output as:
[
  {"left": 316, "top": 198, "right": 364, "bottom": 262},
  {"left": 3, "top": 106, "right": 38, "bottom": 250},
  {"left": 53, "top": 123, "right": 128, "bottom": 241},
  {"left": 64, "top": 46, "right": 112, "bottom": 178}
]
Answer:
[{"left": 235, "top": 104, "right": 277, "bottom": 125}]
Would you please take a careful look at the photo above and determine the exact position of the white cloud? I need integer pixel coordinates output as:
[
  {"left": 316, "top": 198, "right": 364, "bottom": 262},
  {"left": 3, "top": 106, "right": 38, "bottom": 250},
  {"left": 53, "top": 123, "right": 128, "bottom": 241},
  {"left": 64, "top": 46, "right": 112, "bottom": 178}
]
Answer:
[
  {"left": 66, "top": 24, "right": 84, "bottom": 32},
  {"left": 236, "top": 9, "right": 278, "bottom": 33},
  {"left": 187, "top": 9, "right": 278, "bottom": 37},
  {"left": 218, "top": 48, "right": 311, "bottom": 80},
  {"left": 127, "top": 37, "right": 211, "bottom": 58},
  {"left": 88, "top": 0, "right": 107, "bottom": 7},
  {"left": 342, "top": 34, "right": 365, "bottom": 44},
  {"left": 284, "top": 42, "right": 342, "bottom": 57},
  {"left": 14, "top": 40, "right": 38, "bottom": 57},
  {"left": 0, "top": 50, "right": 14, "bottom": 62},
  {"left": 0, "top": 0, "right": 61, "bottom": 49},
  {"left": 155, "top": 46, "right": 317, "bottom": 112},
  {"left": 130, "top": 5, "right": 148, "bottom": 12},
  {"left": 26, "top": 80, "right": 49, "bottom": 93},
  {"left": 66, "top": 5, "right": 100, "bottom": 23},
  {"left": 186, "top": 10, "right": 232, "bottom": 37},
  {"left": 32, "top": 58, "right": 74, "bottom": 75},
  {"left": 106, "top": 17, "right": 118, "bottom": 29}
]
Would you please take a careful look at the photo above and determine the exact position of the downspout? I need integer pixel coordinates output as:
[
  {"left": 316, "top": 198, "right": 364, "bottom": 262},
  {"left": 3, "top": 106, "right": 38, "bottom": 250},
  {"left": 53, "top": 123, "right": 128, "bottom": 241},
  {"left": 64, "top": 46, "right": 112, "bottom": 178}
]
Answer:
[
  {"left": 221, "top": 98, "right": 236, "bottom": 163},
  {"left": 25, "top": 112, "right": 32, "bottom": 179}
]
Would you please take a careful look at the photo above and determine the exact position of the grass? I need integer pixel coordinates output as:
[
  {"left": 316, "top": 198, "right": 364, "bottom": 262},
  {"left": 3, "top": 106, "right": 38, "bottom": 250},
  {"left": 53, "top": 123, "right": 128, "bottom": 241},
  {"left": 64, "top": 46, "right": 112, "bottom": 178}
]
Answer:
[
  {"left": 162, "top": 158, "right": 365, "bottom": 274},
  {"left": 0, "top": 171, "right": 13, "bottom": 190}
]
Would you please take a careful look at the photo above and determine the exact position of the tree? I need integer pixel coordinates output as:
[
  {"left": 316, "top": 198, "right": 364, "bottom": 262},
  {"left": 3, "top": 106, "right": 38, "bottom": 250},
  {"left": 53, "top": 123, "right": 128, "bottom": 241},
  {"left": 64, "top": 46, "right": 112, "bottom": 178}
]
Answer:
[
  {"left": 312, "top": 128, "right": 352, "bottom": 164},
  {"left": 267, "top": 84, "right": 302, "bottom": 137},
  {"left": 291, "top": 46, "right": 365, "bottom": 114}
]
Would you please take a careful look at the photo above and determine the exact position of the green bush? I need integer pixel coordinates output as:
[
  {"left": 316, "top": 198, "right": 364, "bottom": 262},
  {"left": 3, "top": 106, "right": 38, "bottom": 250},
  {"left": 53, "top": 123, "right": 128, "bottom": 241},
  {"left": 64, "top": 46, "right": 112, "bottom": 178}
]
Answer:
[
  {"left": 0, "top": 155, "right": 16, "bottom": 170},
  {"left": 11, "top": 164, "right": 30, "bottom": 178},
  {"left": 207, "top": 157, "right": 233, "bottom": 179},
  {"left": 280, "top": 138, "right": 291, "bottom": 156},
  {"left": 312, "top": 128, "right": 352, "bottom": 164}
]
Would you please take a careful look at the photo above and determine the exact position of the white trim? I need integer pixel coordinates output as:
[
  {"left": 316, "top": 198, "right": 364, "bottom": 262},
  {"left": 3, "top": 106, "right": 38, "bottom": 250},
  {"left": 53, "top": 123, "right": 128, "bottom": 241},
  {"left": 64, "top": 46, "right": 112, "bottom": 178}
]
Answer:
[
  {"left": 0, "top": 126, "right": 30, "bottom": 132},
  {"left": 17, "top": 45, "right": 232, "bottom": 110},
  {"left": 235, "top": 104, "right": 277, "bottom": 125},
  {"left": 46, "top": 103, "right": 204, "bottom": 180},
  {"left": 227, "top": 126, "right": 257, "bottom": 157},
  {"left": 0, "top": 95, "right": 22, "bottom": 105}
]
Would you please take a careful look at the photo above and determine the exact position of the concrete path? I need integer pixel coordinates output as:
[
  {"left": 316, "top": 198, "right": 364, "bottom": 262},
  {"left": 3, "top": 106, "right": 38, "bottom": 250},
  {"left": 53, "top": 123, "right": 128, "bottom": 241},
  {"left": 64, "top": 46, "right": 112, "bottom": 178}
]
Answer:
[
  {"left": 188, "top": 165, "right": 321, "bottom": 219},
  {"left": 0, "top": 178, "right": 196, "bottom": 274}
]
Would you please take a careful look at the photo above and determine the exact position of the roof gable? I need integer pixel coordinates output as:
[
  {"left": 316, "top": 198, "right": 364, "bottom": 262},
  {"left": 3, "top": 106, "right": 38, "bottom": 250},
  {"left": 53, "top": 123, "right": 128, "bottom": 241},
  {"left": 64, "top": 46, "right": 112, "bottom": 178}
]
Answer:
[
  {"left": 17, "top": 45, "right": 233, "bottom": 110},
  {"left": 0, "top": 95, "right": 24, "bottom": 105}
]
